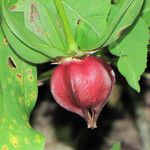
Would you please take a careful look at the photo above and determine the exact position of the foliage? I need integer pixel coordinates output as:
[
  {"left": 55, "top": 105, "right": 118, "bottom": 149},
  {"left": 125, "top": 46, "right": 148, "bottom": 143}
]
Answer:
[
  {"left": 109, "top": 18, "right": 149, "bottom": 92},
  {"left": 111, "top": 143, "right": 121, "bottom": 150},
  {"left": 0, "top": 0, "right": 149, "bottom": 149},
  {"left": 0, "top": 25, "right": 45, "bottom": 149},
  {"left": 142, "top": 0, "right": 150, "bottom": 26}
]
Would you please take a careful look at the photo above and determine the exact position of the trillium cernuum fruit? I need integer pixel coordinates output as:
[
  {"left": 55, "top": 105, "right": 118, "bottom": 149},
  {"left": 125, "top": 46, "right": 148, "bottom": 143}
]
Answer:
[{"left": 50, "top": 56, "right": 115, "bottom": 129}]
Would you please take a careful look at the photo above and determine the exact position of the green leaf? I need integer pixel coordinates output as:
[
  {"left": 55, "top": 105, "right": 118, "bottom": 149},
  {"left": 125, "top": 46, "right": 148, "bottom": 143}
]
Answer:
[
  {"left": 105, "top": 0, "right": 144, "bottom": 46},
  {"left": 24, "top": 0, "right": 67, "bottom": 51},
  {"left": 93, "top": 0, "right": 144, "bottom": 50},
  {"left": 2, "top": 0, "right": 66, "bottom": 60},
  {"left": 110, "top": 143, "right": 121, "bottom": 150},
  {"left": 63, "top": 0, "right": 111, "bottom": 50},
  {"left": 10, "top": 0, "right": 25, "bottom": 12},
  {"left": 0, "top": 24, "right": 45, "bottom": 149},
  {"left": 0, "top": 79, "right": 3, "bottom": 122},
  {"left": 141, "top": 0, "right": 150, "bottom": 27},
  {"left": 1, "top": 18, "right": 50, "bottom": 64},
  {"left": 0, "top": 0, "right": 51, "bottom": 64},
  {"left": 11, "top": 0, "right": 111, "bottom": 51},
  {"left": 110, "top": 18, "right": 149, "bottom": 92}
]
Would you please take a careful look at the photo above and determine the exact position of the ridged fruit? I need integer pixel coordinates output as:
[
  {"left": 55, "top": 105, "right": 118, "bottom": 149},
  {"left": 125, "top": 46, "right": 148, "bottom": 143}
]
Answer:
[{"left": 50, "top": 56, "right": 115, "bottom": 129}]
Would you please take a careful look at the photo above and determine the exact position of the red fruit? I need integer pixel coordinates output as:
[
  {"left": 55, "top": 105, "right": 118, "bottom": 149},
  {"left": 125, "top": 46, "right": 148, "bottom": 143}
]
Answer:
[{"left": 50, "top": 56, "right": 115, "bottom": 129}]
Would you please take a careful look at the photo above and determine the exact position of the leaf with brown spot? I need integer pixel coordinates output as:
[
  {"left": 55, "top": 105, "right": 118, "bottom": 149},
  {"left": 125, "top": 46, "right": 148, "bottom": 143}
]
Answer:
[
  {"left": 2, "top": 0, "right": 66, "bottom": 62},
  {"left": 1, "top": 15, "right": 51, "bottom": 64},
  {"left": 0, "top": 19, "right": 45, "bottom": 149},
  {"left": 24, "top": 0, "right": 67, "bottom": 51}
]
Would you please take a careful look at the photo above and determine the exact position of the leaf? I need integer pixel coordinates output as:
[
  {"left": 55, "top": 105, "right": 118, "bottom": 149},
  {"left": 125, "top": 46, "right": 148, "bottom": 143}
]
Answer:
[
  {"left": 2, "top": 0, "right": 66, "bottom": 60},
  {"left": 106, "top": 0, "right": 144, "bottom": 46},
  {"left": 110, "top": 18, "right": 149, "bottom": 92},
  {"left": 24, "top": 0, "right": 67, "bottom": 51},
  {"left": 110, "top": 143, "right": 121, "bottom": 150},
  {"left": 0, "top": 24, "right": 45, "bottom": 149},
  {"left": 0, "top": 79, "right": 3, "bottom": 122},
  {"left": 141, "top": 0, "right": 150, "bottom": 27},
  {"left": 93, "top": 0, "right": 144, "bottom": 49},
  {"left": 0, "top": 0, "right": 51, "bottom": 64},
  {"left": 10, "top": 0, "right": 25, "bottom": 12},
  {"left": 1, "top": 17, "right": 50, "bottom": 64},
  {"left": 10, "top": 0, "right": 111, "bottom": 51},
  {"left": 63, "top": 0, "right": 111, "bottom": 50}
]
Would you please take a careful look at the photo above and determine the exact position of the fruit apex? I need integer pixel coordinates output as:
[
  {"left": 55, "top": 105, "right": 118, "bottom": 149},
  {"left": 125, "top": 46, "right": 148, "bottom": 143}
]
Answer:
[{"left": 50, "top": 56, "right": 115, "bottom": 129}]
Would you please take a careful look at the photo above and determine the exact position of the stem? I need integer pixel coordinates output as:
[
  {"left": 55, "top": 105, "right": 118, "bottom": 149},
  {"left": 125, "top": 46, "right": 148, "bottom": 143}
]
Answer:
[
  {"left": 54, "top": 0, "right": 78, "bottom": 53},
  {"left": 38, "top": 69, "right": 53, "bottom": 86},
  {"left": 38, "top": 69, "right": 53, "bottom": 80}
]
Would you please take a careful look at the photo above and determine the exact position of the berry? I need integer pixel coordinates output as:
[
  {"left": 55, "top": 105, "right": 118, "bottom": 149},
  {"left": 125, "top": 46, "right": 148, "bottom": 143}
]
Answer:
[{"left": 50, "top": 56, "right": 115, "bottom": 129}]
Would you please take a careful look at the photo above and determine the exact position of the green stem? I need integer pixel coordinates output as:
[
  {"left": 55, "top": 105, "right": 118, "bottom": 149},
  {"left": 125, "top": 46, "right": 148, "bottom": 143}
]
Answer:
[
  {"left": 54, "top": 0, "right": 78, "bottom": 54},
  {"left": 38, "top": 69, "right": 53, "bottom": 80}
]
